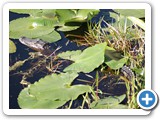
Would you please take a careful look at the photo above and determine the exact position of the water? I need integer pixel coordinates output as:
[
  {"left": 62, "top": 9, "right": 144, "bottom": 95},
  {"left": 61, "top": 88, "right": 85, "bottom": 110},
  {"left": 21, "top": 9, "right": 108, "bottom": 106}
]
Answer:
[{"left": 9, "top": 10, "right": 127, "bottom": 109}]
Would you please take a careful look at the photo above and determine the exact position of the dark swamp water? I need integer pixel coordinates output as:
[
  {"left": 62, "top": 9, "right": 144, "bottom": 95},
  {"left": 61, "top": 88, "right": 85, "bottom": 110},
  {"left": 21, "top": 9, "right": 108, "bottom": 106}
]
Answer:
[{"left": 9, "top": 9, "right": 127, "bottom": 109}]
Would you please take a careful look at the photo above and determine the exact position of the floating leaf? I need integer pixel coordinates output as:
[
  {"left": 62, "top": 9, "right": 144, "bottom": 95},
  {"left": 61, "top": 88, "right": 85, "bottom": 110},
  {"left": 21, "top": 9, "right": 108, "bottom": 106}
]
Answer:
[
  {"left": 9, "top": 40, "right": 16, "bottom": 53},
  {"left": 9, "top": 17, "right": 57, "bottom": 39},
  {"left": 104, "top": 46, "right": 127, "bottom": 69},
  {"left": 10, "top": 9, "right": 42, "bottom": 16},
  {"left": 66, "top": 9, "right": 100, "bottom": 22},
  {"left": 105, "top": 57, "right": 127, "bottom": 70},
  {"left": 36, "top": 9, "right": 57, "bottom": 18},
  {"left": 90, "top": 94, "right": 126, "bottom": 109},
  {"left": 56, "top": 9, "right": 99, "bottom": 31},
  {"left": 10, "top": 9, "right": 57, "bottom": 18},
  {"left": 57, "top": 26, "right": 80, "bottom": 32},
  {"left": 56, "top": 9, "right": 99, "bottom": 22},
  {"left": 56, "top": 9, "right": 76, "bottom": 23},
  {"left": 18, "top": 72, "right": 92, "bottom": 109},
  {"left": 113, "top": 9, "right": 145, "bottom": 18},
  {"left": 109, "top": 104, "right": 128, "bottom": 109},
  {"left": 58, "top": 50, "right": 82, "bottom": 61},
  {"left": 18, "top": 87, "right": 67, "bottom": 109},
  {"left": 38, "top": 30, "right": 61, "bottom": 43},
  {"left": 63, "top": 42, "right": 107, "bottom": 73},
  {"left": 10, "top": 9, "right": 100, "bottom": 36}
]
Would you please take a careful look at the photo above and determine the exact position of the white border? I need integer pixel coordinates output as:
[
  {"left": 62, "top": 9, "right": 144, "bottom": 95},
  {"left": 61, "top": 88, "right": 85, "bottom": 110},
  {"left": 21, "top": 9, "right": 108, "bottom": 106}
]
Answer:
[{"left": 3, "top": 3, "right": 151, "bottom": 115}]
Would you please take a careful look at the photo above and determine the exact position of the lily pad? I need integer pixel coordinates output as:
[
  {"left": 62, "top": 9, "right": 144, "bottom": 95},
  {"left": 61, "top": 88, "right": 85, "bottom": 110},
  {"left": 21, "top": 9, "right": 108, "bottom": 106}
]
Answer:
[
  {"left": 38, "top": 30, "right": 61, "bottom": 43},
  {"left": 10, "top": 9, "right": 42, "bottom": 16},
  {"left": 10, "top": 9, "right": 57, "bottom": 18},
  {"left": 76, "top": 9, "right": 100, "bottom": 21},
  {"left": 10, "top": 9, "right": 100, "bottom": 37},
  {"left": 9, "top": 17, "right": 57, "bottom": 39},
  {"left": 56, "top": 9, "right": 76, "bottom": 23},
  {"left": 113, "top": 9, "right": 145, "bottom": 18},
  {"left": 109, "top": 104, "right": 128, "bottom": 109},
  {"left": 18, "top": 72, "right": 92, "bottom": 109},
  {"left": 57, "top": 25, "right": 80, "bottom": 32},
  {"left": 32, "top": 9, "right": 57, "bottom": 18},
  {"left": 56, "top": 9, "right": 99, "bottom": 23},
  {"left": 56, "top": 9, "right": 100, "bottom": 31},
  {"left": 60, "top": 42, "right": 106, "bottom": 73},
  {"left": 90, "top": 94, "right": 126, "bottom": 109},
  {"left": 58, "top": 50, "right": 82, "bottom": 61},
  {"left": 9, "top": 40, "right": 16, "bottom": 53}
]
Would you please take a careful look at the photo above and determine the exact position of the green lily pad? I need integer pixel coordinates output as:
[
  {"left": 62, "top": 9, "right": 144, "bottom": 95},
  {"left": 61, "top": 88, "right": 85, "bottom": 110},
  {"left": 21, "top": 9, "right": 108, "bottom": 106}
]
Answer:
[
  {"left": 57, "top": 25, "right": 80, "bottom": 32},
  {"left": 105, "top": 57, "right": 127, "bottom": 70},
  {"left": 18, "top": 72, "right": 92, "bottom": 109},
  {"left": 35, "top": 9, "right": 57, "bottom": 18},
  {"left": 10, "top": 9, "right": 42, "bottom": 16},
  {"left": 10, "top": 9, "right": 100, "bottom": 35},
  {"left": 109, "top": 104, "right": 128, "bottom": 109},
  {"left": 60, "top": 42, "right": 106, "bottom": 73},
  {"left": 18, "top": 88, "right": 67, "bottom": 109},
  {"left": 10, "top": 9, "right": 57, "bottom": 18},
  {"left": 9, "top": 40, "right": 16, "bottom": 53},
  {"left": 56, "top": 9, "right": 99, "bottom": 31},
  {"left": 76, "top": 9, "right": 100, "bottom": 21},
  {"left": 9, "top": 17, "right": 57, "bottom": 39},
  {"left": 38, "top": 30, "right": 61, "bottom": 43},
  {"left": 56, "top": 9, "right": 76, "bottom": 23},
  {"left": 58, "top": 50, "right": 82, "bottom": 61},
  {"left": 90, "top": 94, "right": 126, "bottom": 109},
  {"left": 113, "top": 9, "right": 145, "bottom": 18}
]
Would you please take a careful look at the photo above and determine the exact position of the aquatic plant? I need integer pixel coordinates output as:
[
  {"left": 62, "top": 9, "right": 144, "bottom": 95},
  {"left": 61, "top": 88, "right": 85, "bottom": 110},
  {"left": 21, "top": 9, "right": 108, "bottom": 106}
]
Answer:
[
  {"left": 58, "top": 42, "right": 107, "bottom": 73},
  {"left": 90, "top": 94, "right": 127, "bottom": 109},
  {"left": 9, "top": 9, "right": 99, "bottom": 42},
  {"left": 9, "top": 39, "right": 16, "bottom": 53},
  {"left": 10, "top": 9, "right": 145, "bottom": 109},
  {"left": 18, "top": 72, "right": 92, "bottom": 108}
]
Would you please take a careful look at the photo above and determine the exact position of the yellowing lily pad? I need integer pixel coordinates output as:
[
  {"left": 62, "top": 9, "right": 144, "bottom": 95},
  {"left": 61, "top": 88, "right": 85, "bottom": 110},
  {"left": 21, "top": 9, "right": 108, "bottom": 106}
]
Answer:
[{"left": 9, "top": 40, "right": 16, "bottom": 53}]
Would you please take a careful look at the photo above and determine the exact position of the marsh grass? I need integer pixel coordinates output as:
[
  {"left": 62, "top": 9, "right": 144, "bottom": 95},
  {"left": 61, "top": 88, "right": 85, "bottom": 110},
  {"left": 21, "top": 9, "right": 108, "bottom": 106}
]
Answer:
[{"left": 66, "top": 18, "right": 145, "bottom": 108}]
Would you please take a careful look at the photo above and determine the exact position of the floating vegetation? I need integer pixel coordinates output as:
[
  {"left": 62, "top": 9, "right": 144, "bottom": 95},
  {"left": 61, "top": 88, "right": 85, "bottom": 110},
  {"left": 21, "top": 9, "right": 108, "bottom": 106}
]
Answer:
[
  {"left": 9, "top": 9, "right": 145, "bottom": 109},
  {"left": 9, "top": 39, "right": 16, "bottom": 53},
  {"left": 58, "top": 42, "right": 106, "bottom": 73},
  {"left": 18, "top": 72, "right": 93, "bottom": 109}
]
